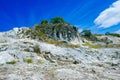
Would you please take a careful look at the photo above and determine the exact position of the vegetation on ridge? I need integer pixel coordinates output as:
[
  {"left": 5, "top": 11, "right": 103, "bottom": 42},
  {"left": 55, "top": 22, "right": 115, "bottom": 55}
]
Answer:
[
  {"left": 24, "top": 17, "right": 80, "bottom": 48},
  {"left": 105, "top": 32, "right": 120, "bottom": 37},
  {"left": 24, "top": 16, "right": 120, "bottom": 48},
  {"left": 50, "top": 16, "right": 65, "bottom": 24}
]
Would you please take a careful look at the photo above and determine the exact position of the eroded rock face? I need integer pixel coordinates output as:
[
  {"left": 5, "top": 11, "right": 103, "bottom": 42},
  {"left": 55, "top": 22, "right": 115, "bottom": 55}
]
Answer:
[
  {"left": 25, "top": 24, "right": 82, "bottom": 44},
  {"left": 45, "top": 25, "right": 80, "bottom": 42}
]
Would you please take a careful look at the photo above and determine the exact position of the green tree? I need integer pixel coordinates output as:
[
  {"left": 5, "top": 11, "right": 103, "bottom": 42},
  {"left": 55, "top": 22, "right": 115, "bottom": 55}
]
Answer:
[
  {"left": 105, "top": 32, "right": 120, "bottom": 37},
  {"left": 41, "top": 20, "right": 48, "bottom": 24},
  {"left": 105, "top": 32, "right": 110, "bottom": 35},
  {"left": 50, "top": 17, "right": 64, "bottom": 24},
  {"left": 81, "top": 30, "right": 92, "bottom": 38}
]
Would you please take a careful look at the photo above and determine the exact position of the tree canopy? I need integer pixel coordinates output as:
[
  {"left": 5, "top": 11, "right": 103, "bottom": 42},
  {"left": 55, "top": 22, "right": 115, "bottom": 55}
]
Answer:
[
  {"left": 81, "top": 30, "right": 92, "bottom": 38},
  {"left": 50, "top": 17, "right": 64, "bottom": 24},
  {"left": 41, "top": 20, "right": 49, "bottom": 24},
  {"left": 105, "top": 32, "right": 120, "bottom": 37}
]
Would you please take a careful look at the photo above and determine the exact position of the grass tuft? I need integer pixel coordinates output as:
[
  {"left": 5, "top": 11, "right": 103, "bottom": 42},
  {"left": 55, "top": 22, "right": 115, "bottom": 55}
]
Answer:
[
  {"left": 6, "top": 60, "right": 16, "bottom": 64},
  {"left": 24, "top": 58, "right": 33, "bottom": 63}
]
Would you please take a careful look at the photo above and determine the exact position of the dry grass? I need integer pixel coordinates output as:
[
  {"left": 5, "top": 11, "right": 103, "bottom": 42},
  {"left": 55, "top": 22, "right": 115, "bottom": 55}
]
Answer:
[
  {"left": 45, "top": 39, "right": 80, "bottom": 48},
  {"left": 45, "top": 39, "right": 64, "bottom": 46},
  {"left": 83, "top": 42, "right": 120, "bottom": 48},
  {"left": 83, "top": 42, "right": 100, "bottom": 48}
]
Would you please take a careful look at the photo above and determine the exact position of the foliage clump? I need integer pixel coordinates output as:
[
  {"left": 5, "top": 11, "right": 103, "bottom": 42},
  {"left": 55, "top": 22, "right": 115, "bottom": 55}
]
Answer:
[
  {"left": 81, "top": 30, "right": 98, "bottom": 41},
  {"left": 50, "top": 16, "right": 64, "bottom": 24},
  {"left": 81, "top": 30, "right": 92, "bottom": 38},
  {"left": 105, "top": 32, "right": 120, "bottom": 37},
  {"left": 24, "top": 58, "right": 33, "bottom": 63},
  {"left": 25, "top": 16, "right": 79, "bottom": 46},
  {"left": 6, "top": 60, "right": 16, "bottom": 64},
  {"left": 41, "top": 20, "right": 49, "bottom": 24}
]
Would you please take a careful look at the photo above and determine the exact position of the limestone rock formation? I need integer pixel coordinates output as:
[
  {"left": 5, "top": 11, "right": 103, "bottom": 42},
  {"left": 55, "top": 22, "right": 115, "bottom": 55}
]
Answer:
[{"left": 25, "top": 24, "right": 82, "bottom": 44}]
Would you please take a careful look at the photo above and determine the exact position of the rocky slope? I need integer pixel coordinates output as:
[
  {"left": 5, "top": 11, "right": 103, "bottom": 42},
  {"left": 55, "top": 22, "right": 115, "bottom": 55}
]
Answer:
[{"left": 0, "top": 28, "right": 120, "bottom": 80}]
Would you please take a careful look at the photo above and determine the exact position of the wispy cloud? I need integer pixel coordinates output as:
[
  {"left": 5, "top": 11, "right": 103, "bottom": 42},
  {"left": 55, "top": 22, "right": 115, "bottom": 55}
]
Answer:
[
  {"left": 115, "top": 29, "right": 120, "bottom": 34},
  {"left": 94, "top": 0, "right": 120, "bottom": 28}
]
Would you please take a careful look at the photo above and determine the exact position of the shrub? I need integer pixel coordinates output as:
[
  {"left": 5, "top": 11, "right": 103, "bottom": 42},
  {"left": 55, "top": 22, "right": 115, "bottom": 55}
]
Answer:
[
  {"left": 105, "top": 32, "right": 120, "bottom": 37},
  {"left": 41, "top": 20, "right": 49, "bottom": 24},
  {"left": 24, "top": 58, "right": 33, "bottom": 63},
  {"left": 81, "top": 30, "right": 92, "bottom": 38},
  {"left": 50, "top": 16, "right": 64, "bottom": 24},
  {"left": 6, "top": 60, "right": 16, "bottom": 64}
]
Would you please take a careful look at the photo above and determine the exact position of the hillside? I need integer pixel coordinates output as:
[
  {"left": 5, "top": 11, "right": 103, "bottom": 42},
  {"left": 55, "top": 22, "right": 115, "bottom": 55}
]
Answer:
[{"left": 0, "top": 19, "right": 120, "bottom": 80}]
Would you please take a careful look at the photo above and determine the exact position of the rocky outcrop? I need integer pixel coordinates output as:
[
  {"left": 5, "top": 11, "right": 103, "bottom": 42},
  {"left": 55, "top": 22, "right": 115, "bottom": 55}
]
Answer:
[
  {"left": 44, "top": 25, "right": 80, "bottom": 42},
  {"left": 25, "top": 24, "right": 82, "bottom": 44}
]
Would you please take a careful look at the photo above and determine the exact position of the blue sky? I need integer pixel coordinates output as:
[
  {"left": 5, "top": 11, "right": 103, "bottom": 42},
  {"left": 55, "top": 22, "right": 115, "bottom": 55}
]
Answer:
[{"left": 0, "top": 0, "right": 120, "bottom": 34}]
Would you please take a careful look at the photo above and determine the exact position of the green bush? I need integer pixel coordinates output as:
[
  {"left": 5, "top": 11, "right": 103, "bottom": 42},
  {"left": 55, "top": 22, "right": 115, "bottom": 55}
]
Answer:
[
  {"left": 6, "top": 60, "right": 16, "bottom": 64},
  {"left": 81, "top": 30, "right": 92, "bottom": 38},
  {"left": 50, "top": 16, "right": 64, "bottom": 24},
  {"left": 105, "top": 32, "right": 120, "bottom": 37},
  {"left": 24, "top": 58, "right": 33, "bottom": 63},
  {"left": 41, "top": 20, "right": 49, "bottom": 24}
]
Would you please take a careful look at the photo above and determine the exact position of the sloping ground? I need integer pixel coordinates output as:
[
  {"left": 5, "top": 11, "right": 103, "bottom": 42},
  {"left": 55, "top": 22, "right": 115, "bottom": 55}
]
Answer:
[
  {"left": 82, "top": 35, "right": 120, "bottom": 48},
  {"left": 96, "top": 35, "right": 120, "bottom": 45},
  {"left": 0, "top": 29, "right": 120, "bottom": 80}
]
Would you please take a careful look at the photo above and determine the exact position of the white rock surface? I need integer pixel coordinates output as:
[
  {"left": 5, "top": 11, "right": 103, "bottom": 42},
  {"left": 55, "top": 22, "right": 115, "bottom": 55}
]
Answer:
[
  {"left": 0, "top": 28, "right": 120, "bottom": 80},
  {"left": 0, "top": 52, "right": 14, "bottom": 64}
]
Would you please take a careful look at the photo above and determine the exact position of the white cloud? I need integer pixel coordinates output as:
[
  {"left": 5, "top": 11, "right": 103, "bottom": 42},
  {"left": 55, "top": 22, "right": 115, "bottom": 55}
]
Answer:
[
  {"left": 94, "top": 0, "right": 120, "bottom": 28},
  {"left": 115, "top": 29, "right": 120, "bottom": 34}
]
